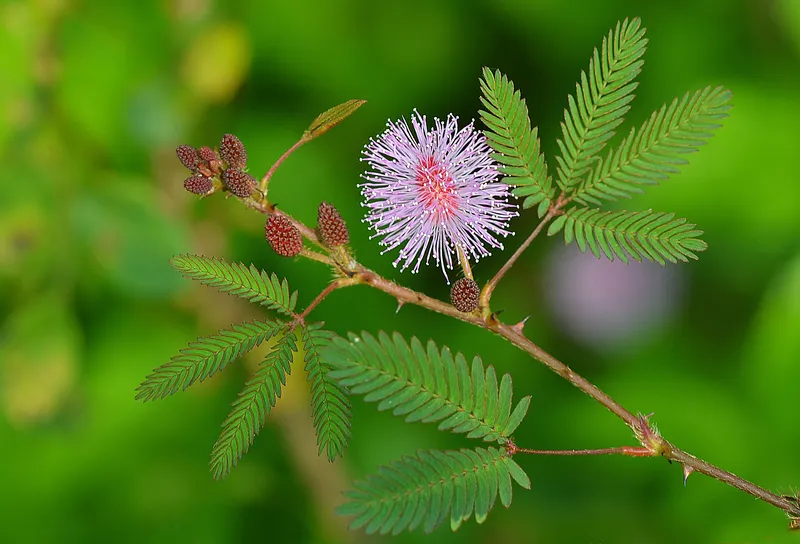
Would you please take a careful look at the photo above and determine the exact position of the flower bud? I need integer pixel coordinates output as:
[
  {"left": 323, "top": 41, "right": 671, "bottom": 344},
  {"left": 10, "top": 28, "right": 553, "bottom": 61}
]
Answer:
[
  {"left": 450, "top": 278, "right": 480, "bottom": 313},
  {"left": 223, "top": 168, "right": 256, "bottom": 198},
  {"left": 317, "top": 202, "right": 349, "bottom": 247},
  {"left": 265, "top": 215, "right": 303, "bottom": 257}
]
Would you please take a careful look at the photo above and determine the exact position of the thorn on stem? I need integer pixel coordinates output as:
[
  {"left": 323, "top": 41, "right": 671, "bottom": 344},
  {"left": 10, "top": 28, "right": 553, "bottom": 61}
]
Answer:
[
  {"left": 682, "top": 464, "right": 695, "bottom": 486},
  {"left": 511, "top": 315, "right": 530, "bottom": 334},
  {"left": 395, "top": 299, "right": 404, "bottom": 314}
]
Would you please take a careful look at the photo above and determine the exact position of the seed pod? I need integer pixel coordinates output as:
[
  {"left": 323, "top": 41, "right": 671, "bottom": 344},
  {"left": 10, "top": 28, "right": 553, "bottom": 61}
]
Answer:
[
  {"left": 265, "top": 215, "right": 303, "bottom": 257},
  {"left": 219, "top": 133, "right": 247, "bottom": 169},
  {"left": 223, "top": 168, "right": 256, "bottom": 198},
  {"left": 183, "top": 174, "right": 213, "bottom": 195},
  {"left": 450, "top": 278, "right": 480, "bottom": 313},
  {"left": 176, "top": 145, "right": 200, "bottom": 171},
  {"left": 317, "top": 202, "right": 349, "bottom": 247}
]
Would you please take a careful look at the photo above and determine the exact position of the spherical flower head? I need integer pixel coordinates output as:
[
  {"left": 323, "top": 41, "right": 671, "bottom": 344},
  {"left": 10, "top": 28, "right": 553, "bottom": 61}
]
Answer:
[{"left": 360, "top": 110, "right": 517, "bottom": 282}]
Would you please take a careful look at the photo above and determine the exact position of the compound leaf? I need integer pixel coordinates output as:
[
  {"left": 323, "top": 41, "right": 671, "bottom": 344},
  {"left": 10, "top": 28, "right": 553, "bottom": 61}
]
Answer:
[
  {"left": 135, "top": 319, "right": 283, "bottom": 401},
  {"left": 337, "top": 447, "right": 530, "bottom": 534},
  {"left": 325, "top": 332, "right": 531, "bottom": 443},
  {"left": 301, "top": 323, "right": 352, "bottom": 462},
  {"left": 210, "top": 327, "right": 298, "bottom": 479},
  {"left": 561, "top": 207, "right": 707, "bottom": 265},
  {"left": 555, "top": 18, "right": 647, "bottom": 191},
  {"left": 171, "top": 254, "right": 297, "bottom": 316},
  {"left": 479, "top": 68, "right": 553, "bottom": 214},
  {"left": 574, "top": 86, "right": 733, "bottom": 205}
]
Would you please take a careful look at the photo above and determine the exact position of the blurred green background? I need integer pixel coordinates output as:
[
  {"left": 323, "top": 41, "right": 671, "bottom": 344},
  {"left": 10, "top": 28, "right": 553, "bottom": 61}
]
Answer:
[{"left": 2, "top": 0, "right": 799, "bottom": 542}]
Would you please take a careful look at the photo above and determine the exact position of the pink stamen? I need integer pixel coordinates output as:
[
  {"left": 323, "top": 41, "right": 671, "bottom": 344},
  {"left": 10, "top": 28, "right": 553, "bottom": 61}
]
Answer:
[{"left": 416, "top": 156, "right": 458, "bottom": 221}]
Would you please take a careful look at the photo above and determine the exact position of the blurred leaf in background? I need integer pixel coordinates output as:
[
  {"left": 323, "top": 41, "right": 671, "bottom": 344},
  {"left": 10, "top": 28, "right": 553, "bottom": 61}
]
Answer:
[{"left": 1, "top": 0, "right": 799, "bottom": 542}]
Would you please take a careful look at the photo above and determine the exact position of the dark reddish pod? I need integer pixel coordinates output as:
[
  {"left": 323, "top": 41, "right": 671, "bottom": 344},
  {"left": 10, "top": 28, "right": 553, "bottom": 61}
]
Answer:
[
  {"left": 223, "top": 168, "right": 256, "bottom": 198},
  {"left": 176, "top": 145, "right": 200, "bottom": 171},
  {"left": 317, "top": 202, "right": 349, "bottom": 247},
  {"left": 265, "top": 215, "right": 303, "bottom": 257},
  {"left": 197, "top": 146, "right": 217, "bottom": 162},
  {"left": 183, "top": 175, "right": 213, "bottom": 195},
  {"left": 450, "top": 277, "right": 480, "bottom": 313},
  {"left": 219, "top": 133, "right": 247, "bottom": 170}
]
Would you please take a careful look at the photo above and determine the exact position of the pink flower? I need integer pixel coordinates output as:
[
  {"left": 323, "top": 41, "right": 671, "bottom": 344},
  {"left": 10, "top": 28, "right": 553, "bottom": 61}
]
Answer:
[{"left": 361, "top": 111, "right": 517, "bottom": 282}]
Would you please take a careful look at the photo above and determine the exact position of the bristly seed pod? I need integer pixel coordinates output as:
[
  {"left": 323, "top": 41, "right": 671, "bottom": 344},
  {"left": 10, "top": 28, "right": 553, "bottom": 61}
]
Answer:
[
  {"left": 183, "top": 174, "right": 214, "bottom": 195},
  {"left": 265, "top": 215, "right": 303, "bottom": 257},
  {"left": 223, "top": 168, "right": 256, "bottom": 198},
  {"left": 176, "top": 145, "right": 200, "bottom": 171},
  {"left": 317, "top": 202, "right": 349, "bottom": 247},
  {"left": 198, "top": 146, "right": 217, "bottom": 162},
  {"left": 450, "top": 277, "right": 480, "bottom": 313},
  {"left": 219, "top": 133, "right": 247, "bottom": 170}
]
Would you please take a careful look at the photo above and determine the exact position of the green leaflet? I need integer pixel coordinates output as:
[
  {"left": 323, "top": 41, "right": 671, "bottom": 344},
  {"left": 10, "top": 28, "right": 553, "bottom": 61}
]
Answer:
[
  {"left": 573, "top": 86, "right": 733, "bottom": 205},
  {"left": 336, "top": 447, "right": 530, "bottom": 534},
  {"left": 170, "top": 254, "right": 298, "bottom": 316},
  {"left": 301, "top": 323, "right": 352, "bottom": 462},
  {"left": 135, "top": 319, "right": 284, "bottom": 401},
  {"left": 305, "top": 99, "right": 367, "bottom": 140},
  {"left": 325, "top": 331, "right": 531, "bottom": 443},
  {"left": 479, "top": 68, "right": 553, "bottom": 214},
  {"left": 556, "top": 208, "right": 707, "bottom": 265},
  {"left": 554, "top": 17, "right": 647, "bottom": 190},
  {"left": 210, "top": 328, "right": 298, "bottom": 480}
]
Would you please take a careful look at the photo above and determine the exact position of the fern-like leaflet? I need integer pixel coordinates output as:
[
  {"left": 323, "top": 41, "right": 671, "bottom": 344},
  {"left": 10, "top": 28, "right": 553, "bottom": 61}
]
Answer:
[
  {"left": 547, "top": 208, "right": 706, "bottom": 265},
  {"left": 325, "top": 331, "right": 531, "bottom": 443},
  {"left": 337, "top": 447, "right": 530, "bottom": 534},
  {"left": 555, "top": 17, "right": 647, "bottom": 191},
  {"left": 301, "top": 323, "right": 352, "bottom": 462},
  {"left": 171, "top": 254, "right": 297, "bottom": 316},
  {"left": 136, "top": 319, "right": 283, "bottom": 401},
  {"left": 479, "top": 68, "right": 553, "bottom": 216},
  {"left": 210, "top": 327, "right": 298, "bottom": 480},
  {"left": 573, "top": 86, "right": 733, "bottom": 205}
]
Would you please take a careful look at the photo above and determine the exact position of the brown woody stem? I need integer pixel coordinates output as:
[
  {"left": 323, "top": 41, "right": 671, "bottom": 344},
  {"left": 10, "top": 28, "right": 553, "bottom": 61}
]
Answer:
[{"left": 243, "top": 183, "right": 800, "bottom": 526}]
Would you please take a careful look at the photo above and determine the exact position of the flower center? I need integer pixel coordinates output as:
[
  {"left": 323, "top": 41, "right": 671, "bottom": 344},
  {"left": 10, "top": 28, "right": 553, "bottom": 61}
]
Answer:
[{"left": 415, "top": 156, "right": 458, "bottom": 222}]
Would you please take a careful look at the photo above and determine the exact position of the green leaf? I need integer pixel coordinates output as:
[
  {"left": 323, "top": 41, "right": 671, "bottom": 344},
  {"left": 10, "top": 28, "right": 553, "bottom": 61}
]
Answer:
[
  {"left": 135, "top": 319, "right": 283, "bottom": 401},
  {"left": 479, "top": 68, "right": 553, "bottom": 214},
  {"left": 170, "top": 254, "right": 297, "bottom": 316},
  {"left": 305, "top": 99, "right": 366, "bottom": 140},
  {"left": 574, "top": 86, "right": 733, "bottom": 205},
  {"left": 325, "top": 332, "right": 531, "bottom": 443},
  {"left": 300, "top": 323, "right": 352, "bottom": 462},
  {"left": 209, "top": 327, "right": 298, "bottom": 479},
  {"left": 555, "top": 18, "right": 648, "bottom": 191},
  {"left": 336, "top": 447, "right": 529, "bottom": 534},
  {"left": 562, "top": 208, "right": 707, "bottom": 265}
]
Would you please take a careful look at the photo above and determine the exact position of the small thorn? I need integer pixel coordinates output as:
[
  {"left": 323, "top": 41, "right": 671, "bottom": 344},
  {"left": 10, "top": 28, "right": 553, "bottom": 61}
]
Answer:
[
  {"left": 682, "top": 464, "right": 695, "bottom": 486},
  {"left": 511, "top": 315, "right": 530, "bottom": 334},
  {"left": 395, "top": 299, "right": 404, "bottom": 314}
]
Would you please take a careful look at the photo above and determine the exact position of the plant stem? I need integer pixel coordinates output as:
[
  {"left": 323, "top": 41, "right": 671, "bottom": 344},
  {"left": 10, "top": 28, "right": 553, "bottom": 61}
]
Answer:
[
  {"left": 479, "top": 206, "right": 558, "bottom": 312},
  {"left": 297, "top": 278, "right": 356, "bottom": 322},
  {"left": 666, "top": 446, "right": 800, "bottom": 517},
  {"left": 511, "top": 446, "right": 652, "bottom": 457},
  {"left": 237, "top": 177, "right": 800, "bottom": 525},
  {"left": 347, "top": 264, "right": 800, "bottom": 522},
  {"left": 260, "top": 135, "right": 310, "bottom": 193}
]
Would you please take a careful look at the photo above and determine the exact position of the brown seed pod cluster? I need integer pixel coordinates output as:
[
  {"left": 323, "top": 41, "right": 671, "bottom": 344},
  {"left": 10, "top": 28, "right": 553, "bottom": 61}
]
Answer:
[
  {"left": 176, "top": 134, "right": 251, "bottom": 198},
  {"left": 317, "top": 202, "right": 349, "bottom": 247},
  {"left": 450, "top": 278, "right": 480, "bottom": 313},
  {"left": 265, "top": 215, "right": 303, "bottom": 257}
]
